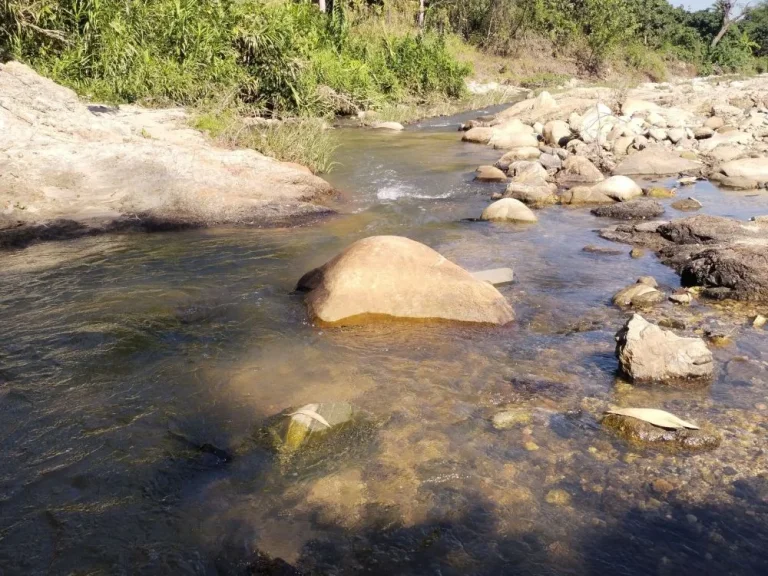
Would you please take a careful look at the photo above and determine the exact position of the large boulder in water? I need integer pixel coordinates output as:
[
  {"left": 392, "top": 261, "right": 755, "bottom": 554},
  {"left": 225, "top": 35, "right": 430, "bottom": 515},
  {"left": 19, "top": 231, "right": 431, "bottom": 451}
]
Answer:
[
  {"left": 481, "top": 198, "right": 538, "bottom": 222},
  {"left": 591, "top": 176, "right": 643, "bottom": 202},
  {"left": 296, "top": 236, "right": 515, "bottom": 325},
  {"left": 615, "top": 314, "right": 713, "bottom": 383},
  {"left": 681, "top": 245, "right": 768, "bottom": 302}
]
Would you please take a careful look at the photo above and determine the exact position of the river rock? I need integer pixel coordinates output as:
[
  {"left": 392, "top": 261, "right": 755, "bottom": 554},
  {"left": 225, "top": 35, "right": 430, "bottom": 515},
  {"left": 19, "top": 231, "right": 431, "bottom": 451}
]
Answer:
[
  {"left": 707, "top": 145, "right": 745, "bottom": 163},
  {"left": 539, "top": 153, "right": 562, "bottom": 170},
  {"left": 705, "top": 116, "right": 725, "bottom": 130},
  {"left": 614, "top": 148, "right": 702, "bottom": 176},
  {"left": 671, "top": 197, "right": 703, "bottom": 211},
  {"left": 482, "top": 198, "right": 538, "bottom": 223},
  {"left": 490, "top": 132, "right": 540, "bottom": 150},
  {"left": 668, "top": 128, "right": 686, "bottom": 144},
  {"left": 557, "top": 156, "right": 604, "bottom": 184},
  {"left": 560, "top": 187, "right": 615, "bottom": 204},
  {"left": 694, "top": 127, "right": 714, "bottom": 139},
  {"left": 602, "top": 413, "right": 721, "bottom": 452},
  {"left": 508, "top": 161, "right": 548, "bottom": 183},
  {"left": 591, "top": 176, "right": 643, "bottom": 201},
  {"left": 495, "top": 148, "right": 542, "bottom": 169},
  {"left": 504, "top": 182, "right": 557, "bottom": 206},
  {"left": 543, "top": 120, "right": 571, "bottom": 147},
  {"left": 615, "top": 314, "right": 714, "bottom": 382},
  {"left": 648, "top": 128, "right": 667, "bottom": 142},
  {"left": 280, "top": 402, "right": 355, "bottom": 452},
  {"left": 698, "top": 131, "right": 753, "bottom": 154},
  {"left": 475, "top": 165, "right": 508, "bottom": 183},
  {"left": 715, "top": 158, "right": 768, "bottom": 183},
  {"left": 462, "top": 127, "right": 493, "bottom": 144},
  {"left": 592, "top": 199, "right": 664, "bottom": 220},
  {"left": 372, "top": 121, "right": 405, "bottom": 131},
  {"left": 492, "top": 409, "right": 532, "bottom": 429},
  {"left": 613, "top": 136, "right": 634, "bottom": 156},
  {"left": 623, "top": 99, "right": 660, "bottom": 116},
  {"left": 579, "top": 103, "right": 616, "bottom": 144},
  {"left": 681, "top": 245, "right": 768, "bottom": 302},
  {"left": 296, "top": 236, "right": 515, "bottom": 325},
  {"left": 612, "top": 283, "right": 664, "bottom": 308}
]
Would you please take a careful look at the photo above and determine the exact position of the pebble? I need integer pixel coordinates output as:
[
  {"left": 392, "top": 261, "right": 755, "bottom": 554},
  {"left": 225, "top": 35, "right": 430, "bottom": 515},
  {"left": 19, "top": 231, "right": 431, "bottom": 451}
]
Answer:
[
  {"left": 545, "top": 489, "right": 572, "bottom": 506},
  {"left": 524, "top": 441, "right": 540, "bottom": 452},
  {"left": 651, "top": 478, "right": 676, "bottom": 495},
  {"left": 753, "top": 314, "right": 767, "bottom": 328},
  {"left": 630, "top": 248, "right": 645, "bottom": 259}
]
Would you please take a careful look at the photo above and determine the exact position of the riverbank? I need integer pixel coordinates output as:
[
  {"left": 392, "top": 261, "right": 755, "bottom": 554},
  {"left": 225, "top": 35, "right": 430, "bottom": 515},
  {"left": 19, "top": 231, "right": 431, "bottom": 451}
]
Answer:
[{"left": 0, "top": 62, "right": 337, "bottom": 249}]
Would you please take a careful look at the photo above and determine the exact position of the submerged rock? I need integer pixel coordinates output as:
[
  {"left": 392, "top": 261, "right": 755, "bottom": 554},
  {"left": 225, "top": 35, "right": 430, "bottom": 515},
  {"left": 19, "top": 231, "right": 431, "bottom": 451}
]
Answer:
[
  {"left": 372, "top": 121, "right": 405, "bottom": 131},
  {"left": 612, "top": 283, "right": 664, "bottom": 308},
  {"left": 282, "top": 402, "right": 355, "bottom": 452},
  {"left": 615, "top": 314, "right": 713, "bottom": 383},
  {"left": 602, "top": 413, "right": 721, "bottom": 452},
  {"left": 671, "top": 197, "right": 703, "bottom": 211},
  {"left": 297, "top": 236, "right": 515, "bottom": 325},
  {"left": 492, "top": 409, "right": 532, "bottom": 430},
  {"left": 591, "top": 199, "right": 664, "bottom": 220}
]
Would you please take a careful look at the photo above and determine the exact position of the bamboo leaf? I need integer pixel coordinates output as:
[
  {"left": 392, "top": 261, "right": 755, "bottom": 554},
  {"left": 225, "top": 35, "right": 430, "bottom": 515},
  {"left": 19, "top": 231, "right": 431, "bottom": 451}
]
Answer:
[
  {"left": 605, "top": 408, "right": 699, "bottom": 430},
  {"left": 287, "top": 408, "right": 332, "bottom": 429}
]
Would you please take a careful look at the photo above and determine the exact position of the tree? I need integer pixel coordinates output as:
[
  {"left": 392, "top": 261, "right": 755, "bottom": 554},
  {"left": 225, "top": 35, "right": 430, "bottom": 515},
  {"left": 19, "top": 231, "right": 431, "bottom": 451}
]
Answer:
[
  {"left": 319, "top": 0, "right": 326, "bottom": 13},
  {"left": 418, "top": 0, "right": 425, "bottom": 28},
  {"left": 711, "top": 0, "right": 752, "bottom": 47}
]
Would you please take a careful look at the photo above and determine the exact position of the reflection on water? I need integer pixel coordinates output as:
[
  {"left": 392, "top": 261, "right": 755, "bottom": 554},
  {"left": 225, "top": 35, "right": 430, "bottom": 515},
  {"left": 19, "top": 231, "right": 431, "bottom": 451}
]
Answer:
[{"left": 1, "top": 116, "right": 768, "bottom": 575}]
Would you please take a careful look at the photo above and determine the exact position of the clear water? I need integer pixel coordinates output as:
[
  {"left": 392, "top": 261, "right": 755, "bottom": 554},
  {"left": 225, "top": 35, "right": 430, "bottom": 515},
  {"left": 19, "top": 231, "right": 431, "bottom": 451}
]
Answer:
[{"left": 1, "top": 113, "right": 768, "bottom": 575}]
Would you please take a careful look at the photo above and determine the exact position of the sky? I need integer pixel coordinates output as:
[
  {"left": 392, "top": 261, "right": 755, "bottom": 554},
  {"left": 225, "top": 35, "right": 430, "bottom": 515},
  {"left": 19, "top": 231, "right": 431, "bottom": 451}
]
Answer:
[{"left": 676, "top": 0, "right": 714, "bottom": 9}]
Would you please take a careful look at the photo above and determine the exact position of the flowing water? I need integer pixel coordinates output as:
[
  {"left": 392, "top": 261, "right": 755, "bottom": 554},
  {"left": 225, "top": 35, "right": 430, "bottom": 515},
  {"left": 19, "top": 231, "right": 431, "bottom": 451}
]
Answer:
[{"left": 2, "top": 109, "right": 768, "bottom": 575}]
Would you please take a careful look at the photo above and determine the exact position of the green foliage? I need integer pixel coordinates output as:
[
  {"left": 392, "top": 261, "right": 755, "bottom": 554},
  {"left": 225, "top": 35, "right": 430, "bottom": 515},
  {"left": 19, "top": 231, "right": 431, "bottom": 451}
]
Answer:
[
  {"left": 193, "top": 112, "right": 339, "bottom": 174},
  {"left": 0, "top": 0, "right": 469, "bottom": 115}
]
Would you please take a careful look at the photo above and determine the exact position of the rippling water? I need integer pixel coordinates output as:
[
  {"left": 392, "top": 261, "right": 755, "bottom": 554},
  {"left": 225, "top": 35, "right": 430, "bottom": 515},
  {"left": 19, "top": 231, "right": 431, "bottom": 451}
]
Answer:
[{"left": 2, "top": 112, "right": 768, "bottom": 575}]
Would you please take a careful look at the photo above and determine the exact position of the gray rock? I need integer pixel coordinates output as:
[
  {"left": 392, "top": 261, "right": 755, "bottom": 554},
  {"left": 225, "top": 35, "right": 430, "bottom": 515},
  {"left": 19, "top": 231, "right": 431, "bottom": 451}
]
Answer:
[
  {"left": 591, "top": 199, "right": 664, "bottom": 220},
  {"left": 671, "top": 197, "right": 703, "bottom": 211},
  {"left": 615, "top": 314, "right": 714, "bottom": 383}
]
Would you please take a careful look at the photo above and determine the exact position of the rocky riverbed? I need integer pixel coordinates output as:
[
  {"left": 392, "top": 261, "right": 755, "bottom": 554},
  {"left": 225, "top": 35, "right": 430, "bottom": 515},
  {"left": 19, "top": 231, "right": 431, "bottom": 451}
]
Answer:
[{"left": 1, "top": 73, "right": 768, "bottom": 575}]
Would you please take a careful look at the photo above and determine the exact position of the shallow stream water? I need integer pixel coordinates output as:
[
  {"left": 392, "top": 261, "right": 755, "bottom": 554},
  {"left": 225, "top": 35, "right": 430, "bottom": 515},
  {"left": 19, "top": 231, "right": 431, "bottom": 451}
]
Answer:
[{"left": 1, "top": 109, "right": 768, "bottom": 575}]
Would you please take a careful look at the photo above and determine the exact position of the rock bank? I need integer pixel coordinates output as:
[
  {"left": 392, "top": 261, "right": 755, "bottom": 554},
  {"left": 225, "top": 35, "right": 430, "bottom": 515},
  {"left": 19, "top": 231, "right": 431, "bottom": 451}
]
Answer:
[{"left": 0, "top": 62, "right": 335, "bottom": 249}]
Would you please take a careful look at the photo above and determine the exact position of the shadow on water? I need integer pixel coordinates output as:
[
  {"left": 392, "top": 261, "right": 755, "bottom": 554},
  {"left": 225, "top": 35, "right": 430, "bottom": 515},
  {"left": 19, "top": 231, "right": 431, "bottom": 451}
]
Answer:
[{"left": 212, "top": 476, "right": 768, "bottom": 576}]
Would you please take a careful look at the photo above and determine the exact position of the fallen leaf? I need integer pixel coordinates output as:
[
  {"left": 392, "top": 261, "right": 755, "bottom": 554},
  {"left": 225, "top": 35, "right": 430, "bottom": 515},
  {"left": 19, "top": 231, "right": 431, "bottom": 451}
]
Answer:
[
  {"left": 605, "top": 408, "right": 699, "bottom": 430},
  {"left": 288, "top": 408, "right": 332, "bottom": 429}
]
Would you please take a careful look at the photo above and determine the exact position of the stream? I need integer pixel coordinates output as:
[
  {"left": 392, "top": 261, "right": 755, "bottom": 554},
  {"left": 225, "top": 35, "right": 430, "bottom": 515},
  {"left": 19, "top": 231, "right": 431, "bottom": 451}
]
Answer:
[{"left": 1, "top": 107, "right": 768, "bottom": 575}]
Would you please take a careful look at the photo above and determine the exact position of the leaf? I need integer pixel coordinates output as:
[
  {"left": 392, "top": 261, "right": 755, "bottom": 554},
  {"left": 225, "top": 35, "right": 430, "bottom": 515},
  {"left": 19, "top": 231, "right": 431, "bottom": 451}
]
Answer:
[
  {"left": 287, "top": 408, "right": 332, "bottom": 429},
  {"left": 605, "top": 408, "right": 699, "bottom": 430}
]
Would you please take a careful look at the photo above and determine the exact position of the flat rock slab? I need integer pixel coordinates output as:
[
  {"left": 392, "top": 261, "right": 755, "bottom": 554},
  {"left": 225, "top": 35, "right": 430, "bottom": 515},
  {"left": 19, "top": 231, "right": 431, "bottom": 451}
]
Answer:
[
  {"left": 471, "top": 268, "right": 515, "bottom": 285},
  {"left": 614, "top": 148, "right": 702, "bottom": 176},
  {"left": 591, "top": 199, "right": 664, "bottom": 220}
]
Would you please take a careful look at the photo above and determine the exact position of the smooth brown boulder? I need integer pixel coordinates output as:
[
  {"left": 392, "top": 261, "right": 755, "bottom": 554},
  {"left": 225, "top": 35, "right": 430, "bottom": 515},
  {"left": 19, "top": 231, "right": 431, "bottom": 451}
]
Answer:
[
  {"left": 474, "top": 165, "right": 508, "bottom": 183},
  {"left": 481, "top": 198, "right": 538, "bottom": 222},
  {"left": 297, "top": 236, "right": 515, "bottom": 325}
]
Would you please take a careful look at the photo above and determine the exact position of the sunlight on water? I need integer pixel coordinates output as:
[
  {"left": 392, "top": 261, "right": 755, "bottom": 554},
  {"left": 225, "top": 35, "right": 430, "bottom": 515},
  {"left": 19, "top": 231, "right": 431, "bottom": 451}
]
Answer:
[{"left": 1, "top": 114, "right": 768, "bottom": 574}]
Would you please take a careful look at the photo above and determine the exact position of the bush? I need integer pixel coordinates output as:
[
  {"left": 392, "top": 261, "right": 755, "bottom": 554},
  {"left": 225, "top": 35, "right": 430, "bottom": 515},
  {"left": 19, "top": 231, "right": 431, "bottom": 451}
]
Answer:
[{"left": 0, "top": 0, "right": 470, "bottom": 115}]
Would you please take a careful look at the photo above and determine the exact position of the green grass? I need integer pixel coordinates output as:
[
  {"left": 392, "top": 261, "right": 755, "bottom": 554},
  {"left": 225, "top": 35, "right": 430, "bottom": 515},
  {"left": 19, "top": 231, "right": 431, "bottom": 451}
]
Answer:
[{"left": 193, "top": 111, "right": 339, "bottom": 175}]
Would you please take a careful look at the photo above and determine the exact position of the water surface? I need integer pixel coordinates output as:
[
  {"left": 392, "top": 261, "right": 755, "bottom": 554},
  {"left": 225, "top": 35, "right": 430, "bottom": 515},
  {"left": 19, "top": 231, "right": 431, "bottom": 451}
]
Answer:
[{"left": 2, "top": 112, "right": 768, "bottom": 575}]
